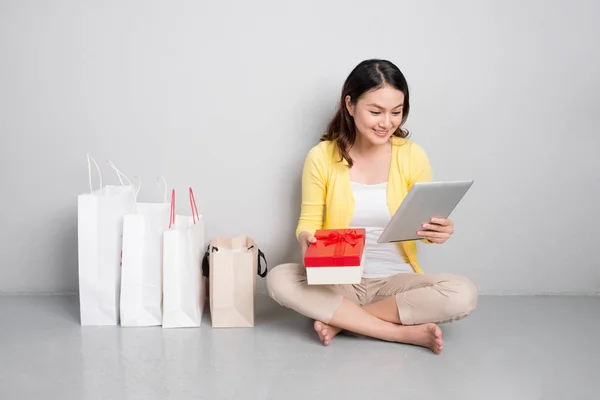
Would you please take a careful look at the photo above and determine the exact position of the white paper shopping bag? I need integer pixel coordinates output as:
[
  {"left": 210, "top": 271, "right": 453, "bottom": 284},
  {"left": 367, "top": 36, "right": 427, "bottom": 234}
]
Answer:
[
  {"left": 77, "top": 155, "right": 136, "bottom": 326},
  {"left": 119, "top": 177, "right": 170, "bottom": 327},
  {"left": 162, "top": 187, "right": 207, "bottom": 328}
]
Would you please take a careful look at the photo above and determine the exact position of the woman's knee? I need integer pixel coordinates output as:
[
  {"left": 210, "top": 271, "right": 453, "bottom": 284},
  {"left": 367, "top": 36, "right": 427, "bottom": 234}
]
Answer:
[
  {"left": 438, "top": 274, "right": 479, "bottom": 319},
  {"left": 266, "top": 263, "right": 305, "bottom": 307}
]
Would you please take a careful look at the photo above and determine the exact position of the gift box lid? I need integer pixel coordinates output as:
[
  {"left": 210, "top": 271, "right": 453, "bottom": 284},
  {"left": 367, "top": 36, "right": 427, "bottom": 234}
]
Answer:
[{"left": 304, "top": 228, "right": 366, "bottom": 267}]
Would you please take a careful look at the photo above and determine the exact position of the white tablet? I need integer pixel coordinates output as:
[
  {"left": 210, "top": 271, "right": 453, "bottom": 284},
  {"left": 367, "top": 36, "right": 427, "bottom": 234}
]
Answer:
[{"left": 377, "top": 180, "right": 474, "bottom": 243}]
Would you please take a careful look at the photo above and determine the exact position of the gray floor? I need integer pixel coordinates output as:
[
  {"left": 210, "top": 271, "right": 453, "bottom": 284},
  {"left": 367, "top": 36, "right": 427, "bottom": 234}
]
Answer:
[{"left": 0, "top": 295, "right": 598, "bottom": 400}]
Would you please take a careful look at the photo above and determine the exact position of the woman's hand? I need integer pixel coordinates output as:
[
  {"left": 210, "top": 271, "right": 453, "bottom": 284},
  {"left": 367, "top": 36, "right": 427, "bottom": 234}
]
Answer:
[
  {"left": 417, "top": 218, "right": 454, "bottom": 244},
  {"left": 298, "top": 231, "right": 317, "bottom": 259}
]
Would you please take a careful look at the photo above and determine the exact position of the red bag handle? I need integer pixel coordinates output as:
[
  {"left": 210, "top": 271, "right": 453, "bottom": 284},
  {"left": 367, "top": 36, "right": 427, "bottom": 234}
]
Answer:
[
  {"left": 168, "top": 189, "right": 176, "bottom": 228},
  {"left": 169, "top": 187, "right": 199, "bottom": 228},
  {"left": 189, "top": 187, "right": 200, "bottom": 224}
]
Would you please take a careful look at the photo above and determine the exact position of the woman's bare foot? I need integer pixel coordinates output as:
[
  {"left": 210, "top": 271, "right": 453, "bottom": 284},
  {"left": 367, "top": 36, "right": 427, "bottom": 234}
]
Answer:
[
  {"left": 314, "top": 320, "right": 442, "bottom": 352},
  {"left": 314, "top": 321, "right": 342, "bottom": 346},
  {"left": 396, "top": 323, "right": 444, "bottom": 354}
]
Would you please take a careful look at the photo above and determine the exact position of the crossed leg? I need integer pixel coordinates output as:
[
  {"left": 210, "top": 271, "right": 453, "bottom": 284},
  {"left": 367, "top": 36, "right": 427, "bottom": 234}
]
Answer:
[
  {"left": 313, "top": 298, "right": 445, "bottom": 353},
  {"left": 315, "top": 295, "right": 401, "bottom": 345},
  {"left": 315, "top": 273, "right": 478, "bottom": 352},
  {"left": 267, "top": 264, "right": 478, "bottom": 354}
]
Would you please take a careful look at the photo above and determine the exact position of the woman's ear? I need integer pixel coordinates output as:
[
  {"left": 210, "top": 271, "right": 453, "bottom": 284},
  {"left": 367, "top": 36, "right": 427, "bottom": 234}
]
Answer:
[{"left": 345, "top": 95, "right": 355, "bottom": 117}]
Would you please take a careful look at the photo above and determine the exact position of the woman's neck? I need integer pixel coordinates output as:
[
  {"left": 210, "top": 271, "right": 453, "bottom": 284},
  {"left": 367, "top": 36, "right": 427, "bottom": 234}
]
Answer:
[{"left": 351, "top": 134, "right": 392, "bottom": 158}]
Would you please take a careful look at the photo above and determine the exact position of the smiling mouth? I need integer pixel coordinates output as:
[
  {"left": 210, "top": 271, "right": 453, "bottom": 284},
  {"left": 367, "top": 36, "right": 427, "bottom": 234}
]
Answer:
[{"left": 373, "top": 129, "right": 389, "bottom": 136}]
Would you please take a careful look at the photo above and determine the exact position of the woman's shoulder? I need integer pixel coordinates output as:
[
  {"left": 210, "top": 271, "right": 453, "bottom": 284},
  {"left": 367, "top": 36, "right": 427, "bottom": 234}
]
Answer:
[
  {"left": 392, "top": 136, "right": 432, "bottom": 183},
  {"left": 304, "top": 139, "right": 339, "bottom": 165},
  {"left": 392, "top": 136, "right": 429, "bottom": 160}
]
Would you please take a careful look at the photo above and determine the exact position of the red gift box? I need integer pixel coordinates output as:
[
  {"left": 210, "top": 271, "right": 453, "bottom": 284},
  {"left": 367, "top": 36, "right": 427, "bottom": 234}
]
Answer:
[{"left": 304, "top": 229, "right": 366, "bottom": 267}]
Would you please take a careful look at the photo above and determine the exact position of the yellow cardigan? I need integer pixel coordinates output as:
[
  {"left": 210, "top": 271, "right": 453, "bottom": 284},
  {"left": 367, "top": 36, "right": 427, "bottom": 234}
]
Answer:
[{"left": 296, "top": 136, "right": 433, "bottom": 274}]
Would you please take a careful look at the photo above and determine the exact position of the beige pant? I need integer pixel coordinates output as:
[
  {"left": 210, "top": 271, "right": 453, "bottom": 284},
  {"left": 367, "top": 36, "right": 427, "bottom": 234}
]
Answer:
[{"left": 266, "top": 263, "right": 478, "bottom": 325}]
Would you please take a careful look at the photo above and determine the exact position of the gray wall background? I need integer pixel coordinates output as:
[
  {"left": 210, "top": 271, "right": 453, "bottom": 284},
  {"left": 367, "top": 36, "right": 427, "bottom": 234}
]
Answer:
[{"left": 1, "top": 0, "right": 598, "bottom": 295}]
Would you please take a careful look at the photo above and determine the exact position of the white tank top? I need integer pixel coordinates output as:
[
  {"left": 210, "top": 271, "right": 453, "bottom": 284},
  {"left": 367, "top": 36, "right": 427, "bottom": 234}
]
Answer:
[{"left": 349, "top": 181, "right": 413, "bottom": 278}]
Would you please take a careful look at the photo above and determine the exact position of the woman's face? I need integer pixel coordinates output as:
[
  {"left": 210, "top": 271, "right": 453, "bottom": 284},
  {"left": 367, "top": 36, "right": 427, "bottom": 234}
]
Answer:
[{"left": 345, "top": 84, "right": 405, "bottom": 147}]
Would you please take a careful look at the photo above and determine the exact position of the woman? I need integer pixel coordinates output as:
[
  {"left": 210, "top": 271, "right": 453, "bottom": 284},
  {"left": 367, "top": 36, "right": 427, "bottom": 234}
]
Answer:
[{"left": 266, "top": 59, "right": 478, "bottom": 354}]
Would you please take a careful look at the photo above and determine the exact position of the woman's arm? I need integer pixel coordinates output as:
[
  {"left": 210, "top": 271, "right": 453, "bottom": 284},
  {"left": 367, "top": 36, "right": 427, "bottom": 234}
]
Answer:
[
  {"left": 295, "top": 146, "right": 327, "bottom": 239},
  {"left": 406, "top": 143, "right": 436, "bottom": 244},
  {"left": 407, "top": 143, "right": 456, "bottom": 245},
  {"left": 407, "top": 142, "right": 432, "bottom": 188}
]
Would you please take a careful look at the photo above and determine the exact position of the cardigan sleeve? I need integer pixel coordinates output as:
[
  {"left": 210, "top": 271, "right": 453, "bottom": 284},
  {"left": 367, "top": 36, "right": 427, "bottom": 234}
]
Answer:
[
  {"left": 295, "top": 145, "right": 327, "bottom": 238},
  {"left": 407, "top": 142, "right": 432, "bottom": 187},
  {"left": 406, "top": 142, "right": 436, "bottom": 244}
]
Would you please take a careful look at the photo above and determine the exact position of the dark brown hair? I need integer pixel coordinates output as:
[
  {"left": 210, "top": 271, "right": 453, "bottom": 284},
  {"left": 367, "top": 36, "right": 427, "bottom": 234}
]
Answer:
[{"left": 320, "top": 59, "right": 411, "bottom": 166}]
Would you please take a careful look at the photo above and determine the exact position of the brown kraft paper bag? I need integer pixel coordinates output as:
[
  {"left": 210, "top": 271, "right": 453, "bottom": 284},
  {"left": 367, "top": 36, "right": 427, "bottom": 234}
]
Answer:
[{"left": 202, "top": 236, "right": 267, "bottom": 328}]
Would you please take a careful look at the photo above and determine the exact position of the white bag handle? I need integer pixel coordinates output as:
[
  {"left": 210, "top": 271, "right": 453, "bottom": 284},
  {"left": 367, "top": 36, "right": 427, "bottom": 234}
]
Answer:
[
  {"left": 106, "top": 160, "right": 142, "bottom": 207},
  {"left": 132, "top": 176, "right": 142, "bottom": 203},
  {"left": 130, "top": 175, "right": 168, "bottom": 205},
  {"left": 107, "top": 160, "right": 133, "bottom": 187},
  {"left": 157, "top": 175, "right": 168, "bottom": 203},
  {"left": 86, "top": 154, "right": 102, "bottom": 193}
]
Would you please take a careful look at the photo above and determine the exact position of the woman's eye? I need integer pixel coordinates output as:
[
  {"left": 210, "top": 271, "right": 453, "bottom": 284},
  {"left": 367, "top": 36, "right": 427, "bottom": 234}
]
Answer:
[{"left": 369, "top": 111, "right": 401, "bottom": 116}]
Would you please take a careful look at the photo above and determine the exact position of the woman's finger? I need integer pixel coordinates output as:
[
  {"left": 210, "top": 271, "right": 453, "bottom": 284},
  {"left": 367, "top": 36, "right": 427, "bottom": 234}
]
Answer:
[
  {"left": 431, "top": 218, "right": 452, "bottom": 226},
  {"left": 417, "top": 230, "right": 448, "bottom": 239},
  {"left": 421, "top": 223, "right": 451, "bottom": 233}
]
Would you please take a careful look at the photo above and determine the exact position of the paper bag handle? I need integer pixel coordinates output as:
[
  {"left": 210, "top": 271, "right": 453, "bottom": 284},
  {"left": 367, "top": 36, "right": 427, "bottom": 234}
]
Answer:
[
  {"left": 107, "top": 160, "right": 133, "bottom": 187},
  {"left": 201, "top": 244, "right": 268, "bottom": 278},
  {"left": 257, "top": 248, "right": 268, "bottom": 278},
  {"left": 189, "top": 187, "right": 200, "bottom": 224},
  {"left": 132, "top": 176, "right": 168, "bottom": 206},
  {"left": 247, "top": 245, "right": 268, "bottom": 278},
  {"left": 168, "top": 189, "right": 176, "bottom": 228},
  {"left": 86, "top": 154, "right": 102, "bottom": 193},
  {"left": 169, "top": 186, "right": 199, "bottom": 229},
  {"left": 201, "top": 244, "right": 213, "bottom": 278},
  {"left": 158, "top": 176, "right": 168, "bottom": 203}
]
